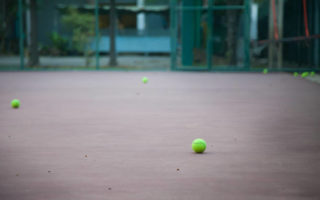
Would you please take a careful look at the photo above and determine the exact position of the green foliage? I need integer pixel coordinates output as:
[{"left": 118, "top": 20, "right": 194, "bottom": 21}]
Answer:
[
  {"left": 62, "top": 8, "right": 95, "bottom": 66},
  {"left": 62, "top": 8, "right": 94, "bottom": 52},
  {"left": 49, "top": 32, "right": 68, "bottom": 55}
]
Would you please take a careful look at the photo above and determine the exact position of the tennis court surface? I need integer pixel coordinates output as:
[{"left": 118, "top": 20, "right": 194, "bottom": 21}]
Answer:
[{"left": 0, "top": 72, "right": 320, "bottom": 200}]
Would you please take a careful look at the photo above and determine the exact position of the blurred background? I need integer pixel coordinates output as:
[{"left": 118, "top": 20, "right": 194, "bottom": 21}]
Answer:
[{"left": 0, "top": 0, "right": 319, "bottom": 71}]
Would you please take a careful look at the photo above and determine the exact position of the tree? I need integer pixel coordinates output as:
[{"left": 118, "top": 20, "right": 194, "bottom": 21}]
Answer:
[
  {"left": 0, "top": 0, "right": 18, "bottom": 54},
  {"left": 226, "top": 0, "right": 243, "bottom": 65},
  {"left": 62, "top": 8, "right": 95, "bottom": 67},
  {"left": 109, "top": 0, "right": 117, "bottom": 66}
]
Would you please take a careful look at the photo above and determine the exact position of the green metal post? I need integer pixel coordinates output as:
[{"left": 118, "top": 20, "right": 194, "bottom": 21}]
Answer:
[
  {"left": 182, "top": 0, "right": 195, "bottom": 66},
  {"left": 315, "top": 0, "right": 319, "bottom": 68},
  {"left": 170, "top": 0, "right": 177, "bottom": 70},
  {"left": 206, "top": 0, "right": 214, "bottom": 70},
  {"left": 95, "top": 0, "right": 100, "bottom": 70},
  {"left": 194, "top": 1, "right": 202, "bottom": 48},
  {"left": 18, "top": 0, "right": 24, "bottom": 70},
  {"left": 244, "top": 0, "right": 251, "bottom": 70}
]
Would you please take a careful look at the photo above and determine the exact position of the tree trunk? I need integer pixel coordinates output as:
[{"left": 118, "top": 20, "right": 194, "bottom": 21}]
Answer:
[
  {"left": 28, "top": 0, "right": 39, "bottom": 67},
  {"left": 226, "top": 0, "right": 243, "bottom": 65},
  {"left": 109, "top": 0, "right": 117, "bottom": 66},
  {"left": 277, "top": 0, "right": 284, "bottom": 69}
]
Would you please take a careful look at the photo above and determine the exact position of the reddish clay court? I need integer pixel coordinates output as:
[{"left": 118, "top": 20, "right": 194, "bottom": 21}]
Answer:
[{"left": 0, "top": 72, "right": 320, "bottom": 200}]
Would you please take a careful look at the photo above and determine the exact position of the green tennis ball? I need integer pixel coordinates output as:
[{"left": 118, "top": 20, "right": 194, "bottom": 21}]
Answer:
[
  {"left": 293, "top": 72, "right": 299, "bottom": 77},
  {"left": 11, "top": 99, "right": 20, "bottom": 109},
  {"left": 310, "top": 71, "right": 315, "bottom": 76},
  {"left": 142, "top": 77, "right": 148, "bottom": 84},
  {"left": 192, "top": 138, "right": 206, "bottom": 153},
  {"left": 301, "top": 72, "right": 309, "bottom": 78},
  {"left": 263, "top": 68, "right": 268, "bottom": 74}
]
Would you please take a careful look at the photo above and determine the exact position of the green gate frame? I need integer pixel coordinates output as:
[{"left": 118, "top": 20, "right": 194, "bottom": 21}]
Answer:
[
  {"left": 170, "top": 0, "right": 251, "bottom": 71},
  {"left": 13, "top": 0, "right": 318, "bottom": 72}
]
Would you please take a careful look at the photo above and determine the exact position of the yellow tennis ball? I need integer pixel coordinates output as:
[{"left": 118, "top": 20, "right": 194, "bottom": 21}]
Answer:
[
  {"left": 263, "top": 68, "right": 268, "bottom": 74},
  {"left": 192, "top": 138, "right": 206, "bottom": 153},
  {"left": 301, "top": 72, "right": 309, "bottom": 78},
  {"left": 11, "top": 99, "right": 20, "bottom": 109},
  {"left": 142, "top": 77, "right": 148, "bottom": 84}
]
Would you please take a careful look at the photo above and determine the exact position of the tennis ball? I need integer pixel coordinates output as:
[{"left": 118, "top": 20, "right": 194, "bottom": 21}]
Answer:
[
  {"left": 263, "top": 68, "right": 268, "bottom": 74},
  {"left": 310, "top": 71, "right": 315, "bottom": 76},
  {"left": 293, "top": 72, "right": 299, "bottom": 77},
  {"left": 11, "top": 99, "right": 20, "bottom": 109},
  {"left": 192, "top": 138, "right": 206, "bottom": 153},
  {"left": 142, "top": 77, "right": 148, "bottom": 84},
  {"left": 301, "top": 72, "right": 309, "bottom": 78}
]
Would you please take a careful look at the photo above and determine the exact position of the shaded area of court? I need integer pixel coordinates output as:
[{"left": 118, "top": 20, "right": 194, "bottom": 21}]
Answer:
[{"left": 0, "top": 72, "right": 320, "bottom": 200}]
